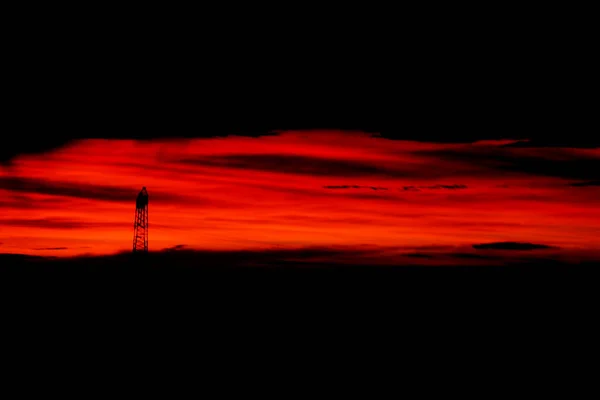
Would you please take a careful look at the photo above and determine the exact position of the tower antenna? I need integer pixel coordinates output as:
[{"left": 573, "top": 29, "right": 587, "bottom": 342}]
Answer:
[{"left": 133, "top": 187, "right": 148, "bottom": 253}]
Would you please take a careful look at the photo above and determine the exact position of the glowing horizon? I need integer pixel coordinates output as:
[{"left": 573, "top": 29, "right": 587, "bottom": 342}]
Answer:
[{"left": 1, "top": 131, "right": 599, "bottom": 263}]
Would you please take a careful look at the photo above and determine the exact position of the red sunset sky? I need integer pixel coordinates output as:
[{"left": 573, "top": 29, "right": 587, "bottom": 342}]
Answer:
[{"left": 1, "top": 130, "right": 598, "bottom": 264}]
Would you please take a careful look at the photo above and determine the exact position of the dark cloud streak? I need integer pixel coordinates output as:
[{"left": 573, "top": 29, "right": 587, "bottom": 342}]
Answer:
[
  {"left": 0, "top": 177, "right": 134, "bottom": 202},
  {"left": 0, "top": 177, "right": 192, "bottom": 204},
  {"left": 0, "top": 218, "right": 125, "bottom": 229},
  {"left": 401, "top": 184, "right": 468, "bottom": 191},
  {"left": 182, "top": 154, "right": 405, "bottom": 177},
  {"left": 473, "top": 242, "right": 557, "bottom": 251},
  {"left": 324, "top": 185, "right": 389, "bottom": 190},
  {"left": 569, "top": 180, "right": 600, "bottom": 187},
  {"left": 420, "top": 148, "right": 600, "bottom": 181},
  {"left": 448, "top": 253, "right": 495, "bottom": 260}
]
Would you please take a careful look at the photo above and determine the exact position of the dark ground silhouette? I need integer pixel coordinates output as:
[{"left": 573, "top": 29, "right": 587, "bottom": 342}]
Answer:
[
  {"left": 2, "top": 248, "right": 598, "bottom": 362},
  {"left": 2, "top": 249, "right": 598, "bottom": 297},
  {"left": 2, "top": 248, "right": 598, "bottom": 269}
]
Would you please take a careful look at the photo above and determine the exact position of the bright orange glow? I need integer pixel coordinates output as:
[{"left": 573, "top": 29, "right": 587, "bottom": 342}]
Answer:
[{"left": 1, "top": 131, "right": 599, "bottom": 263}]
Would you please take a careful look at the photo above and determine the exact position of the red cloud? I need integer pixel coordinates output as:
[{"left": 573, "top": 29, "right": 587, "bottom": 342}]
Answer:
[{"left": 1, "top": 131, "right": 598, "bottom": 261}]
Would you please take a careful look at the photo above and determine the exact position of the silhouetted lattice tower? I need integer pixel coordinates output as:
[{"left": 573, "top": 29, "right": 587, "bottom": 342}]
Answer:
[{"left": 133, "top": 187, "right": 148, "bottom": 253}]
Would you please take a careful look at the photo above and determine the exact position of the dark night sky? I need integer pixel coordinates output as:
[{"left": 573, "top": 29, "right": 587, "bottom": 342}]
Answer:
[{"left": 5, "top": 5, "right": 596, "bottom": 162}]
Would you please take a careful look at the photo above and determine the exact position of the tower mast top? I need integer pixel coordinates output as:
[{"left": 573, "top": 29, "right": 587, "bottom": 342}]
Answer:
[{"left": 136, "top": 187, "right": 148, "bottom": 208}]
